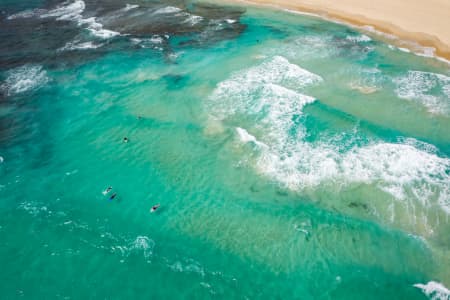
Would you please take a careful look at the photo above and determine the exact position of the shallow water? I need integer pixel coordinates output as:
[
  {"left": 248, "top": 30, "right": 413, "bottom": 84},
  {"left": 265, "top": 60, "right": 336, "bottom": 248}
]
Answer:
[{"left": 0, "top": 0, "right": 449, "bottom": 299}]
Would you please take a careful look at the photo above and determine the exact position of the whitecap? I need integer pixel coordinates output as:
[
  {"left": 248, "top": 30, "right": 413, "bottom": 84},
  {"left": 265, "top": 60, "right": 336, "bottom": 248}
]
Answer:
[
  {"left": 208, "top": 56, "right": 450, "bottom": 215},
  {"left": 7, "top": 8, "right": 46, "bottom": 20},
  {"left": 40, "top": 0, "right": 86, "bottom": 21},
  {"left": 149, "top": 35, "right": 164, "bottom": 44},
  {"left": 255, "top": 140, "right": 450, "bottom": 214},
  {"left": 112, "top": 236, "right": 155, "bottom": 260},
  {"left": 398, "top": 47, "right": 411, "bottom": 53},
  {"left": 78, "top": 17, "right": 120, "bottom": 39},
  {"left": 1, "top": 65, "right": 49, "bottom": 96},
  {"left": 153, "top": 6, "right": 182, "bottom": 15},
  {"left": 212, "top": 56, "right": 321, "bottom": 102},
  {"left": 394, "top": 70, "right": 450, "bottom": 114},
  {"left": 18, "top": 202, "right": 50, "bottom": 216},
  {"left": 209, "top": 56, "right": 320, "bottom": 127},
  {"left": 130, "top": 38, "right": 141, "bottom": 44},
  {"left": 124, "top": 4, "right": 139, "bottom": 11},
  {"left": 346, "top": 34, "right": 372, "bottom": 43},
  {"left": 168, "top": 259, "right": 205, "bottom": 276},
  {"left": 236, "top": 127, "right": 258, "bottom": 143},
  {"left": 131, "top": 35, "right": 166, "bottom": 49},
  {"left": 414, "top": 282, "right": 450, "bottom": 300},
  {"left": 236, "top": 127, "right": 268, "bottom": 148},
  {"left": 40, "top": 0, "right": 120, "bottom": 39},
  {"left": 59, "top": 40, "right": 103, "bottom": 51},
  {"left": 183, "top": 14, "right": 204, "bottom": 26},
  {"left": 129, "top": 236, "right": 155, "bottom": 259}
]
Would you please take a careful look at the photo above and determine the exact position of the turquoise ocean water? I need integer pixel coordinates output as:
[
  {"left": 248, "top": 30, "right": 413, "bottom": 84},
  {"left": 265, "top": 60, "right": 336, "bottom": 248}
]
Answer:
[{"left": 0, "top": 0, "right": 449, "bottom": 299}]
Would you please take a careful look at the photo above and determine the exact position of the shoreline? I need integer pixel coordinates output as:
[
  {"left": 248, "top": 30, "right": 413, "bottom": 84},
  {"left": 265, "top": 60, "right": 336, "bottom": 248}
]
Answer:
[{"left": 222, "top": 0, "right": 450, "bottom": 63}]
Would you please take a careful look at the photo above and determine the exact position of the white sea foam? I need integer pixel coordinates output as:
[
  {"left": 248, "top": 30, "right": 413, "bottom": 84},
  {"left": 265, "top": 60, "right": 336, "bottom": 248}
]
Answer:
[
  {"left": 346, "top": 34, "right": 372, "bottom": 43},
  {"left": 236, "top": 127, "right": 258, "bottom": 143},
  {"left": 153, "top": 6, "right": 182, "bottom": 15},
  {"left": 208, "top": 56, "right": 450, "bottom": 214},
  {"left": 131, "top": 35, "right": 166, "bottom": 49},
  {"left": 225, "top": 19, "right": 236, "bottom": 24},
  {"left": 1, "top": 65, "right": 49, "bottom": 96},
  {"left": 236, "top": 128, "right": 268, "bottom": 148},
  {"left": 168, "top": 259, "right": 205, "bottom": 276},
  {"left": 129, "top": 236, "right": 154, "bottom": 259},
  {"left": 398, "top": 47, "right": 411, "bottom": 53},
  {"left": 113, "top": 236, "right": 155, "bottom": 260},
  {"left": 210, "top": 57, "right": 320, "bottom": 128},
  {"left": 78, "top": 17, "right": 120, "bottom": 39},
  {"left": 124, "top": 4, "right": 139, "bottom": 11},
  {"left": 414, "top": 282, "right": 450, "bottom": 300},
  {"left": 18, "top": 202, "right": 50, "bottom": 216},
  {"left": 149, "top": 35, "right": 164, "bottom": 44},
  {"left": 7, "top": 8, "right": 46, "bottom": 20},
  {"left": 183, "top": 14, "right": 204, "bottom": 26},
  {"left": 41, "top": 0, "right": 85, "bottom": 21},
  {"left": 59, "top": 40, "right": 103, "bottom": 51},
  {"left": 39, "top": 0, "right": 120, "bottom": 39},
  {"left": 254, "top": 135, "right": 450, "bottom": 214},
  {"left": 394, "top": 70, "right": 450, "bottom": 114},
  {"left": 274, "top": 34, "right": 349, "bottom": 61},
  {"left": 214, "top": 56, "right": 321, "bottom": 95}
]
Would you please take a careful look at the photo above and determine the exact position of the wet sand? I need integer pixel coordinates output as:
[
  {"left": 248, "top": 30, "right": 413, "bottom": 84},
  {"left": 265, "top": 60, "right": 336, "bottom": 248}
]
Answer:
[{"left": 225, "top": 0, "right": 450, "bottom": 61}]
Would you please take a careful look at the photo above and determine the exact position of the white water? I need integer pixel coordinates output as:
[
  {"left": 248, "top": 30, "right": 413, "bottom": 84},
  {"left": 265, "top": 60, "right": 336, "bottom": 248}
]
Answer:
[
  {"left": 209, "top": 56, "right": 450, "bottom": 215},
  {"left": 414, "top": 282, "right": 450, "bottom": 300},
  {"left": 1, "top": 65, "right": 49, "bottom": 95}
]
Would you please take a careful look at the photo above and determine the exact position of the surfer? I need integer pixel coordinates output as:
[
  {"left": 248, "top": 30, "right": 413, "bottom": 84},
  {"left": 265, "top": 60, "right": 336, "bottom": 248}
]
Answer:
[
  {"left": 109, "top": 193, "right": 117, "bottom": 201},
  {"left": 150, "top": 204, "right": 160, "bottom": 213},
  {"left": 102, "top": 186, "right": 112, "bottom": 195}
]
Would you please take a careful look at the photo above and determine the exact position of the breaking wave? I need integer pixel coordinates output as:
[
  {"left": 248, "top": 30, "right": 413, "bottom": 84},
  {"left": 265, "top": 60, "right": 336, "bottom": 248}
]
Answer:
[
  {"left": 208, "top": 56, "right": 450, "bottom": 214},
  {"left": 112, "top": 236, "right": 155, "bottom": 260},
  {"left": 59, "top": 40, "right": 103, "bottom": 51},
  {"left": 9, "top": 0, "right": 121, "bottom": 40},
  {"left": 394, "top": 70, "right": 450, "bottom": 115},
  {"left": 153, "top": 6, "right": 182, "bottom": 15},
  {"left": 40, "top": 0, "right": 85, "bottom": 20},
  {"left": 1, "top": 65, "right": 49, "bottom": 96},
  {"left": 414, "top": 282, "right": 450, "bottom": 300}
]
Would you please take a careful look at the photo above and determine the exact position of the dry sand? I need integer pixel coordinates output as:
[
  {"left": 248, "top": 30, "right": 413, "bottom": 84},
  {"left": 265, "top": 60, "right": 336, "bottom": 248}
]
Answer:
[{"left": 227, "top": 0, "right": 450, "bottom": 61}]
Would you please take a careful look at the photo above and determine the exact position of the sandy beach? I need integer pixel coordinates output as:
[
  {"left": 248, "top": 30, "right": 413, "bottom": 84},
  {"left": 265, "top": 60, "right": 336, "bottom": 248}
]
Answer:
[{"left": 228, "top": 0, "right": 450, "bottom": 61}]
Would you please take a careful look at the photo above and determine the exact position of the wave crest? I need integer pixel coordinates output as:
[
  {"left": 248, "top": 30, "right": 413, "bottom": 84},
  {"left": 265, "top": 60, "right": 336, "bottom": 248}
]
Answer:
[
  {"left": 208, "top": 56, "right": 450, "bottom": 215},
  {"left": 1, "top": 65, "right": 49, "bottom": 96},
  {"left": 394, "top": 70, "right": 450, "bottom": 115},
  {"left": 414, "top": 282, "right": 450, "bottom": 300}
]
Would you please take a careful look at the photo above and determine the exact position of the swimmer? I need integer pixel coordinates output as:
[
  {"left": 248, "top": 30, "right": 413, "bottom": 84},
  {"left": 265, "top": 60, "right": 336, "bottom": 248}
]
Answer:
[
  {"left": 150, "top": 204, "right": 160, "bottom": 213},
  {"left": 102, "top": 186, "right": 112, "bottom": 195},
  {"left": 123, "top": 137, "right": 129, "bottom": 143},
  {"left": 109, "top": 193, "right": 117, "bottom": 201}
]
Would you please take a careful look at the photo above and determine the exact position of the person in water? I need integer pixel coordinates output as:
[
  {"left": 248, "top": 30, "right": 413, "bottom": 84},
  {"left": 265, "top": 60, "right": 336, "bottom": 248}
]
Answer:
[
  {"left": 150, "top": 204, "right": 160, "bottom": 213},
  {"left": 109, "top": 193, "right": 117, "bottom": 201},
  {"left": 102, "top": 186, "right": 112, "bottom": 195},
  {"left": 123, "top": 137, "right": 129, "bottom": 143}
]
